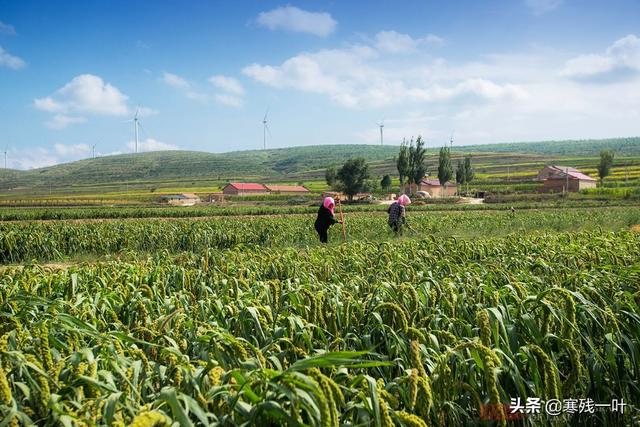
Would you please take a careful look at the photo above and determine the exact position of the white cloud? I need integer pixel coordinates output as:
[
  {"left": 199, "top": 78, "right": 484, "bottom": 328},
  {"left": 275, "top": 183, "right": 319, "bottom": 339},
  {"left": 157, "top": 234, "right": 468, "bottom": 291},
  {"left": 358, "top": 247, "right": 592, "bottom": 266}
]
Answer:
[
  {"left": 525, "top": 0, "right": 562, "bottom": 15},
  {"left": 34, "top": 74, "right": 129, "bottom": 116},
  {"left": 561, "top": 34, "right": 640, "bottom": 81},
  {"left": 161, "top": 72, "right": 210, "bottom": 103},
  {"left": 161, "top": 72, "right": 190, "bottom": 89},
  {"left": 214, "top": 93, "right": 243, "bottom": 108},
  {"left": 126, "top": 138, "right": 178, "bottom": 153},
  {"left": 209, "top": 75, "right": 245, "bottom": 95},
  {"left": 34, "top": 97, "right": 66, "bottom": 113},
  {"left": 375, "top": 31, "right": 443, "bottom": 53},
  {"left": 53, "top": 143, "right": 91, "bottom": 157},
  {"left": 0, "top": 45, "right": 25, "bottom": 69},
  {"left": 8, "top": 147, "right": 58, "bottom": 169},
  {"left": 5, "top": 143, "right": 95, "bottom": 170},
  {"left": 45, "top": 114, "right": 87, "bottom": 130},
  {"left": 0, "top": 21, "right": 16, "bottom": 35},
  {"left": 243, "top": 45, "right": 524, "bottom": 108},
  {"left": 256, "top": 6, "right": 337, "bottom": 37}
]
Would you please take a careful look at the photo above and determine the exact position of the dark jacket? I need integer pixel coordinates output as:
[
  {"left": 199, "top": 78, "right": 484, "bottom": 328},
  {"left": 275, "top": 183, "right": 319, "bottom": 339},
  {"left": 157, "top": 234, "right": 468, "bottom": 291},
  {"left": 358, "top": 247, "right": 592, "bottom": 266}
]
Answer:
[
  {"left": 387, "top": 202, "right": 406, "bottom": 225},
  {"left": 314, "top": 205, "right": 337, "bottom": 231}
]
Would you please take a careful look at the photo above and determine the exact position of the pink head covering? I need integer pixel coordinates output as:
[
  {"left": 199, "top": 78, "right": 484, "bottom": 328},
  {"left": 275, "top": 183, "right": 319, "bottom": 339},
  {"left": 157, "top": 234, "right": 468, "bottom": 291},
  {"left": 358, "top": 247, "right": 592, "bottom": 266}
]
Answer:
[
  {"left": 323, "top": 197, "right": 335, "bottom": 214},
  {"left": 397, "top": 194, "right": 411, "bottom": 206}
]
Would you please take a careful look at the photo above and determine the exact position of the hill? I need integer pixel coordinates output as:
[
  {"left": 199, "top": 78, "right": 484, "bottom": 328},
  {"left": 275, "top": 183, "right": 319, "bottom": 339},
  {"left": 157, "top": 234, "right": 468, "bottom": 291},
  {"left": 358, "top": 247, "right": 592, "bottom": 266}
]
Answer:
[
  {"left": 1, "top": 138, "right": 639, "bottom": 200},
  {"left": 456, "top": 137, "right": 640, "bottom": 157}
]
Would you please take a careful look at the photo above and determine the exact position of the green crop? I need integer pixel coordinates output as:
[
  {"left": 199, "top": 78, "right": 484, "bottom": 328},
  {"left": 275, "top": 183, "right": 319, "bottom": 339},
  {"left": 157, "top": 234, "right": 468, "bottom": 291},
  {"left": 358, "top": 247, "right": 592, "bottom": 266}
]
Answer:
[{"left": 0, "top": 228, "right": 639, "bottom": 425}]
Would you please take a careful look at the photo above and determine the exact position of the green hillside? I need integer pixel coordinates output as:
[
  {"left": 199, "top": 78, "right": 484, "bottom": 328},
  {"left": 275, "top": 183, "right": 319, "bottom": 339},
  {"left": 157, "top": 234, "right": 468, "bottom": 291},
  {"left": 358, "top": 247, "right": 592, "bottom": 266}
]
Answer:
[
  {"left": 455, "top": 137, "right": 640, "bottom": 156},
  {"left": 1, "top": 138, "right": 639, "bottom": 201}
]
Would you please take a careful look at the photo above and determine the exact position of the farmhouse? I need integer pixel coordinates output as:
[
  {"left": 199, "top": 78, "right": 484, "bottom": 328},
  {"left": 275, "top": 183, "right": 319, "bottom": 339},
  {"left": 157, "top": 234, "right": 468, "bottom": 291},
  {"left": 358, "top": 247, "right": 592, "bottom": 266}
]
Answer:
[
  {"left": 264, "top": 184, "right": 310, "bottom": 194},
  {"left": 541, "top": 170, "right": 597, "bottom": 193},
  {"left": 160, "top": 193, "right": 200, "bottom": 206},
  {"left": 418, "top": 179, "right": 457, "bottom": 197},
  {"left": 222, "top": 182, "right": 268, "bottom": 195},
  {"left": 537, "top": 165, "right": 579, "bottom": 181}
]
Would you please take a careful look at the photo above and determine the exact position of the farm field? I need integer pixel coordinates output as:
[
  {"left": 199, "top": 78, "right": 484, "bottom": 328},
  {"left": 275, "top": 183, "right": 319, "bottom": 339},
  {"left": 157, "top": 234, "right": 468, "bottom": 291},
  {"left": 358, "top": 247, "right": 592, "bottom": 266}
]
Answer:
[
  {"left": 1, "top": 199, "right": 640, "bottom": 222},
  {"left": 1, "top": 206, "right": 639, "bottom": 425},
  {"left": 1, "top": 139, "right": 640, "bottom": 204}
]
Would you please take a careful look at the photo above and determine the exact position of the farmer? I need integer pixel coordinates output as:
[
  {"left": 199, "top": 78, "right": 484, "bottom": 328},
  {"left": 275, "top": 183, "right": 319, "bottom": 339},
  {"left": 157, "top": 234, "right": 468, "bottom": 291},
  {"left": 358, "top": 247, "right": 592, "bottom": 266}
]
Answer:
[
  {"left": 314, "top": 196, "right": 342, "bottom": 243},
  {"left": 388, "top": 194, "right": 411, "bottom": 235}
]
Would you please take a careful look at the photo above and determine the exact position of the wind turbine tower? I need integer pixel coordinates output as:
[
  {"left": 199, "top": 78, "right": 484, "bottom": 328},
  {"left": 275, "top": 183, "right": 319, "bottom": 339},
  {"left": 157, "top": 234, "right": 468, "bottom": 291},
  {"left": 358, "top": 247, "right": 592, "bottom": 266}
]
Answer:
[
  {"left": 3, "top": 147, "right": 6, "bottom": 169},
  {"left": 92, "top": 144, "right": 96, "bottom": 159},
  {"left": 262, "top": 108, "right": 269, "bottom": 150},
  {"left": 377, "top": 120, "right": 385, "bottom": 145},
  {"left": 133, "top": 109, "right": 140, "bottom": 153}
]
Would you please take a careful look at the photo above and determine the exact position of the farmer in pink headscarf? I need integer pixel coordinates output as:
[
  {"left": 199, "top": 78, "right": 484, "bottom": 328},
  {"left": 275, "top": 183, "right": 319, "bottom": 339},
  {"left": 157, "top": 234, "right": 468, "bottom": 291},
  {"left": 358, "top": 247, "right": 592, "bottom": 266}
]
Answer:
[
  {"left": 388, "top": 194, "right": 411, "bottom": 235},
  {"left": 314, "top": 196, "right": 342, "bottom": 243}
]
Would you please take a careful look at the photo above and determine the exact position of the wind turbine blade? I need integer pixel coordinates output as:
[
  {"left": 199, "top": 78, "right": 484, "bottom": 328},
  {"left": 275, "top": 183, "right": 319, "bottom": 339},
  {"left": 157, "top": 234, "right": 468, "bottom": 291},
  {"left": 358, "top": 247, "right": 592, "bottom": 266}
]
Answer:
[
  {"left": 135, "top": 107, "right": 139, "bottom": 119},
  {"left": 263, "top": 107, "right": 269, "bottom": 122}
]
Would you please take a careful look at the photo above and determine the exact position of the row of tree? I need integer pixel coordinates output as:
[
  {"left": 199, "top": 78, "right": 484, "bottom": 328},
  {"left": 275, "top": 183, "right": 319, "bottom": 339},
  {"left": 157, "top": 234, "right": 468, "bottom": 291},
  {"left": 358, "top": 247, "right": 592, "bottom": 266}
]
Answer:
[
  {"left": 396, "top": 136, "right": 474, "bottom": 193},
  {"left": 325, "top": 136, "right": 475, "bottom": 200}
]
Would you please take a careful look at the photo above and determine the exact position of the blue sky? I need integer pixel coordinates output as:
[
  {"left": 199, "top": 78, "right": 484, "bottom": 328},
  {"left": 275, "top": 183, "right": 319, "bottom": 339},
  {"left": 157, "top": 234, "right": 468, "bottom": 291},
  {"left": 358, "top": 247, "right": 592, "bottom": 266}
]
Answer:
[{"left": 1, "top": 0, "right": 639, "bottom": 169}]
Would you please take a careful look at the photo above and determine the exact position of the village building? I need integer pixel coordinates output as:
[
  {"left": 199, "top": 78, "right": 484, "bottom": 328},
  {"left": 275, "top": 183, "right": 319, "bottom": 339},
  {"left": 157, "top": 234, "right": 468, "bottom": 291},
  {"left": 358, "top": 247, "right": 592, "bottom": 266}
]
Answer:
[
  {"left": 537, "top": 165, "right": 579, "bottom": 181},
  {"left": 160, "top": 193, "right": 201, "bottom": 206},
  {"left": 222, "top": 182, "right": 268, "bottom": 195},
  {"left": 418, "top": 178, "right": 458, "bottom": 197},
  {"left": 540, "top": 170, "right": 597, "bottom": 193}
]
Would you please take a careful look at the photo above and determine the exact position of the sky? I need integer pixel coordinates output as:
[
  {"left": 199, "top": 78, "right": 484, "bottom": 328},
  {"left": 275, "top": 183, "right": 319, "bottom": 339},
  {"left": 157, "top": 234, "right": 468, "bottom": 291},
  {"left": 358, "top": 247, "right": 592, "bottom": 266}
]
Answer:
[{"left": 0, "top": 0, "right": 639, "bottom": 169}]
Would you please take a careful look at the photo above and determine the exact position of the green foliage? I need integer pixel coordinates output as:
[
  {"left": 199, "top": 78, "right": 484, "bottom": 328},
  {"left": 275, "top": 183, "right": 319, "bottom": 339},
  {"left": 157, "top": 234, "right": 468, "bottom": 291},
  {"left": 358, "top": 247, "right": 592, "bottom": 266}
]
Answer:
[
  {"left": 598, "top": 150, "right": 615, "bottom": 184},
  {"left": 396, "top": 141, "right": 410, "bottom": 190},
  {"left": 408, "top": 137, "right": 427, "bottom": 186},
  {"left": 438, "top": 146, "right": 453, "bottom": 186},
  {"left": 456, "top": 160, "right": 465, "bottom": 185},
  {"left": 325, "top": 167, "right": 337, "bottom": 188},
  {"left": 380, "top": 175, "right": 392, "bottom": 191},
  {"left": 0, "top": 219, "right": 639, "bottom": 425},
  {"left": 336, "top": 158, "right": 370, "bottom": 200},
  {"left": 464, "top": 155, "right": 474, "bottom": 184}
]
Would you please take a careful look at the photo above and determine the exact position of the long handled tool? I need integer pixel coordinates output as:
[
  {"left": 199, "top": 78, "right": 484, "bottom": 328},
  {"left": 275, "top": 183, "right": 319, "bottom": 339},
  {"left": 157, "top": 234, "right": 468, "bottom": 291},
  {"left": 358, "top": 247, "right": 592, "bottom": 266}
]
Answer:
[{"left": 337, "top": 198, "right": 347, "bottom": 241}]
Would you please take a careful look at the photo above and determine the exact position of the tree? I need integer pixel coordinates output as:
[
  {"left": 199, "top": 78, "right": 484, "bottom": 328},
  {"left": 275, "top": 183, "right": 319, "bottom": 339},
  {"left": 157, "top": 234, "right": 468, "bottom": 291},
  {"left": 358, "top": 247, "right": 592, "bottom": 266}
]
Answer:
[
  {"left": 380, "top": 174, "right": 392, "bottom": 191},
  {"left": 325, "top": 166, "right": 337, "bottom": 188},
  {"left": 404, "top": 136, "right": 427, "bottom": 195},
  {"left": 396, "top": 141, "right": 409, "bottom": 193},
  {"left": 438, "top": 146, "right": 453, "bottom": 188},
  {"left": 463, "top": 155, "right": 475, "bottom": 193},
  {"left": 455, "top": 160, "right": 465, "bottom": 185},
  {"left": 337, "top": 158, "right": 370, "bottom": 201},
  {"left": 597, "top": 150, "right": 614, "bottom": 185}
]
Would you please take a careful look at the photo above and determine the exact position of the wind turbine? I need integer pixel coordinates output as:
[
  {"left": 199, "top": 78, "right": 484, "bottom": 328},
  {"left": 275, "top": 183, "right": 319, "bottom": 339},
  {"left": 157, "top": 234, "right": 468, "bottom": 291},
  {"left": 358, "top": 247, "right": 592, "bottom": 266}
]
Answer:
[
  {"left": 3, "top": 146, "right": 7, "bottom": 169},
  {"left": 376, "top": 119, "right": 385, "bottom": 145},
  {"left": 126, "top": 108, "right": 141, "bottom": 153},
  {"left": 92, "top": 144, "right": 96, "bottom": 159},
  {"left": 262, "top": 108, "right": 270, "bottom": 150},
  {"left": 450, "top": 131, "right": 455, "bottom": 149}
]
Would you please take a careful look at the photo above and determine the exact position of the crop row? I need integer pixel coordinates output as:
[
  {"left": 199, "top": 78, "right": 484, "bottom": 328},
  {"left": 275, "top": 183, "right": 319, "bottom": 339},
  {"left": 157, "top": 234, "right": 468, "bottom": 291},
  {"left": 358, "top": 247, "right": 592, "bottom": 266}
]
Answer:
[
  {"left": 1, "top": 207, "right": 640, "bottom": 263},
  {"left": 1, "top": 231, "right": 639, "bottom": 425}
]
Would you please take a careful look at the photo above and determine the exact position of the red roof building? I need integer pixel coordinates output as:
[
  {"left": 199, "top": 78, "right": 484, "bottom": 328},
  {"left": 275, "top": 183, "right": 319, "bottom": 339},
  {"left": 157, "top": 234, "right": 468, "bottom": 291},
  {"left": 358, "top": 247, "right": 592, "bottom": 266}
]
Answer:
[
  {"left": 222, "top": 182, "right": 268, "bottom": 195},
  {"left": 537, "top": 165, "right": 580, "bottom": 180},
  {"left": 541, "top": 169, "right": 597, "bottom": 193}
]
